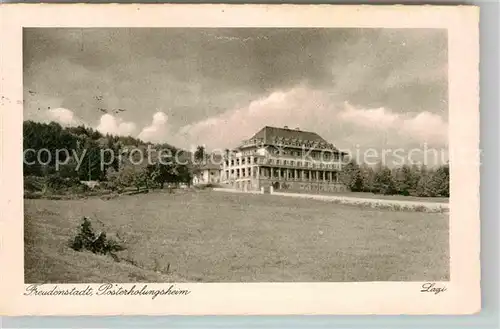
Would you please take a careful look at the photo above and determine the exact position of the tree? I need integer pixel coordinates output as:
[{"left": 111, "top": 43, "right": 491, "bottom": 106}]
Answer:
[
  {"left": 416, "top": 171, "right": 434, "bottom": 197},
  {"left": 339, "top": 161, "right": 364, "bottom": 192},
  {"left": 116, "top": 165, "right": 136, "bottom": 189},
  {"left": 104, "top": 137, "right": 123, "bottom": 172},
  {"left": 175, "top": 164, "right": 193, "bottom": 187},
  {"left": 22, "top": 120, "right": 199, "bottom": 194},
  {"left": 392, "top": 164, "right": 412, "bottom": 196},
  {"left": 134, "top": 167, "right": 151, "bottom": 191},
  {"left": 105, "top": 167, "right": 121, "bottom": 191},
  {"left": 360, "top": 164, "right": 375, "bottom": 193},
  {"left": 194, "top": 146, "right": 205, "bottom": 163},
  {"left": 59, "top": 157, "right": 79, "bottom": 179},
  {"left": 417, "top": 164, "right": 449, "bottom": 197},
  {"left": 373, "top": 165, "right": 396, "bottom": 195},
  {"left": 77, "top": 141, "right": 102, "bottom": 181},
  {"left": 23, "top": 120, "right": 78, "bottom": 176},
  {"left": 147, "top": 163, "right": 177, "bottom": 189},
  {"left": 408, "top": 163, "right": 422, "bottom": 192},
  {"left": 433, "top": 164, "right": 450, "bottom": 197}
]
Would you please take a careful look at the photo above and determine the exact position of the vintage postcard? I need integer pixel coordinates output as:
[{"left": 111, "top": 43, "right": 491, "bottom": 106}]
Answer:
[{"left": 0, "top": 4, "right": 480, "bottom": 315}]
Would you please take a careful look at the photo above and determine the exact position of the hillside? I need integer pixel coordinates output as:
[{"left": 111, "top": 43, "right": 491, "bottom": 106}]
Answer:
[{"left": 23, "top": 120, "right": 189, "bottom": 180}]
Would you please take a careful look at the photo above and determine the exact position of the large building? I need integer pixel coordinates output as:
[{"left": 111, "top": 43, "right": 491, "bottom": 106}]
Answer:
[{"left": 221, "top": 126, "right": 348, "bottom": 193}]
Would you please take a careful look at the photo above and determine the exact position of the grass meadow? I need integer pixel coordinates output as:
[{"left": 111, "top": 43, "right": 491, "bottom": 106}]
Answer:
[{"left": 24, "top": 190, "right": 449, "bottom": 283}]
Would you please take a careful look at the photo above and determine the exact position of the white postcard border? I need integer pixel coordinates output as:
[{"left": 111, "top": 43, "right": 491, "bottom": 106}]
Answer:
[{"left": 0, "top": 4, "right": 480, "bottom": 315}]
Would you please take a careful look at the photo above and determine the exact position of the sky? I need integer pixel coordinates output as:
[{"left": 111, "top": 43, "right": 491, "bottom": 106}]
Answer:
[{"left": 23, "top": 28, "right": 448, "bottom": 162}]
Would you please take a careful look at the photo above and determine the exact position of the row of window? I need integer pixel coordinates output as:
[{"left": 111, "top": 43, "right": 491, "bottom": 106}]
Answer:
[
  {"left": 225, "top": 168, "right": 258, "bottom": 179},
  {"left": 273, "top": 183, "right": 346, "bottom": 191},
  {"left": 224, "top": 169, "right": 338, "bottom": 181},
  {"left": 225, "top": 158, "right": 341, "bottom": 170},
  {"left": 269, "top": 149, "right": 341, "bottom": 160},
  {"left": 229, "top": 150, "right": 341, "bottom": 162},
  {"left": 262, "top": 159, "right": 341, "bottom": 170},
  {"left": 227, "top": 157, "right": 258, "bottom": 166}
]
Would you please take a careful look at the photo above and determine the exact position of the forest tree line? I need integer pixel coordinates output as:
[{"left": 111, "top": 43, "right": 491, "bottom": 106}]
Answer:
[
  {"left": 23, "top": 121, "right": 193, "bottom": 193},
  {"left": 23, "top": 121, "right": 449, "bottom": 198},
  {"left": 339, "top": 161, "right": 449, "bottom": 198}
]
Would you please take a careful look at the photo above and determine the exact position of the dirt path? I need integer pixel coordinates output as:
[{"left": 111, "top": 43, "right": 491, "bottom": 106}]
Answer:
[{"left": 213, "top": 188, "right": 449, "bottom": 212}]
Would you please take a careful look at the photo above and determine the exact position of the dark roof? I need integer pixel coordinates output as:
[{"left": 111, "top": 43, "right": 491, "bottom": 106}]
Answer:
[
  {"left": 250, "top": 126, "right": 327, "bottom": 144},
  {"left": 240, "top": 126, "right": 344, "bottom": 153}
]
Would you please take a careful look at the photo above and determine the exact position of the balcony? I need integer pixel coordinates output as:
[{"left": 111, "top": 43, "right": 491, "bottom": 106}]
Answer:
[
  {"left": 258, "top": 176, "right": 340, "bottom": 183},
  {"left": 256, "top": 157, "right": 341, "bottom": 171}
]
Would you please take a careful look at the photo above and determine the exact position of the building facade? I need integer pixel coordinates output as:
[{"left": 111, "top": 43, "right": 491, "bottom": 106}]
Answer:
[
  {"left": 221, "top": 126, "right": 348, "bottom": 193},
  {"left": 192, "top": 164, "right": 222, "bottom": 185}
]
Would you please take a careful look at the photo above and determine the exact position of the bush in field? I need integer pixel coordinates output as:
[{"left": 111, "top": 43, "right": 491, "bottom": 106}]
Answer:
[
  {"left": 24, "top": 176, "right": 45, "bottom": 193},
  {"left": 46, "top": 174, "right": 82, "bottom": 191},
  {"left": 24, "top": 174, "right": 85, "bottom": 195},
  {"left": 134, "top": 167, "right": 152, "bottom": 191},
  {"left": 105, "top": 166, "right": 137, "bottom": 190},
  {"left": 70, "top": 217, "right": 125, "bottom": 256},
  {"left": 69, "top": 183, "right": 90, "bottom": 194},
  {"left": 105, "top": 167, "right": 121, "bottom": 191},
  {"left": 195, "top": 183, "right": 218, "bottom": 190},
  {"left": 47, "top": 175, "right": 65, "bottom": 190}
]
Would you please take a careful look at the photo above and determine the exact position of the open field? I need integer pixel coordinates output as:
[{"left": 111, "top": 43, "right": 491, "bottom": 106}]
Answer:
[{"left": 24, "top": 190, "right": 449, "bottom": 283}]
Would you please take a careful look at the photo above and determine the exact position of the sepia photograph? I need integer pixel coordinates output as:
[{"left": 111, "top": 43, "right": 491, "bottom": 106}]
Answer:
[
  {"left": 0, "top": 4, "right": 479, "bottom": 315},
  {"left": 23, "top": 27, "right": 451, "bottom": 284}
]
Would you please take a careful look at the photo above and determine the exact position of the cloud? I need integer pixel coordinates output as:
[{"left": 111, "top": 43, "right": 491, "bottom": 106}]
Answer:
[
  {"left": 44, "top": 107, "right": 82, "bottom": 126},
  {"left": 176, "top": 86, "right": 330, "bottom": 150},
  {"left": 338, "top": 102, "right": 448, "bottom": 146},
  {"left": 401, "top": 112, "right": 448, "bottom": 145},
  {"left": 27, "top": 85, "right": 448, "bottom": 154},
  {"left": 23, "top": 29, "right": 448, "bottom": 155},
  {"left": 96, "top": 113, "right": 136, "bottom": 136},
  {"left": 175, "top": 86, "right": 448, "bottom": 151},
  {"left": 33, "top": 107, "right": 83, "bottom": 127},
  {"left": 137, "top": 111, "right": 172, "bottom": 143},
  {"left": 328, "top": 29, "right": 448, "bottom": 115},
  {"left": 339, "top": 102, "right": 399, "bottom": 129}
]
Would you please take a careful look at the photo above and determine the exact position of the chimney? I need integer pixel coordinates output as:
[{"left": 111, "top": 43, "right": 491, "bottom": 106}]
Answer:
[{"left": 284, "top": 125, "right": 289, "bottom": 129}]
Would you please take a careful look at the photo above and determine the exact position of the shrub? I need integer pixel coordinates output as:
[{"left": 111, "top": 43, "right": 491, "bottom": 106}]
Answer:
[
  {"left": 69, "top": 183, "right": 89, "bottom": 194},
  {"left": 24, "top": 176, "right": 45, "bottom": 192},
  {"left": 195, "top": 183, "right": 224, "bottom": 190},
  {"left": 70, "top": 217, "right": 125, "bottom": 256},
  {"left": 101, "top": 180, "right": 124, "bottom": 193},
  {"left": 413, "top": 205, "right": 428, "bottom": 212},
  {"left": 46, "top": 174, "right": 81, "bottom": 191}
]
